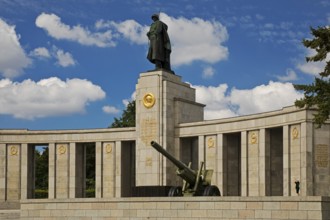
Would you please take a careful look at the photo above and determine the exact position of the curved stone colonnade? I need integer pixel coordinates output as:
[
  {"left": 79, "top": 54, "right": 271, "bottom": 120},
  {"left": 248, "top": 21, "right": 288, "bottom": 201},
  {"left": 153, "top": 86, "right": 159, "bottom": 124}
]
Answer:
[{"left": 0, "top": 71, "right": 329, "bottom": 219}]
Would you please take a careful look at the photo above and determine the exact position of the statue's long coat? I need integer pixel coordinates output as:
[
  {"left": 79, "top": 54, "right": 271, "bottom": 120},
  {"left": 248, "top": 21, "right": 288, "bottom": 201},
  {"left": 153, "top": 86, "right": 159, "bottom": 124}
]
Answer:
[{"left": 147, "top": 20, "right": 171, "bottom": 64}]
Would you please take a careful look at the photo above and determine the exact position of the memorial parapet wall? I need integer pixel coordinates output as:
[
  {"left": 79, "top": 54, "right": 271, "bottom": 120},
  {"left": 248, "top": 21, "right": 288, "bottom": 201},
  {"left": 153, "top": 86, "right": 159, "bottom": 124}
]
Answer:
[{"left": 19, "top": 196, "right": 330, "bottom": 220}]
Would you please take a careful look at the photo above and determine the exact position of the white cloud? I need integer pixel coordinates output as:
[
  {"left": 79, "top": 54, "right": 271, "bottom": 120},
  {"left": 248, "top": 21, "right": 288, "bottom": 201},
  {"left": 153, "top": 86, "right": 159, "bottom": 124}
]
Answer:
[
  {"left": 35, "top": 13, "right": 116, "bottom": 47},
  {"left": 160, "top": 13, "right": 229, "bottom": 66},
  {"left": 194, "top": 84, "right": 236, "bottom": 119},
  {"left": 100, "top": 13, "right": 229, "bottom": 66},
  {"left": 106, "top": 20, "right": 148, "bottom": 45},
  {"left": 55, "top": 49, "right": 76, "bottom": 67},
  {"left": 275, "top": 69, "right": 298, "bottom": 82},
  {"left": 30, "top": 47, "right": 51, "bottom": 58},
  {"left": 264, "top": 23, "right": 275, "bottom": 29},
  {"left": 297, "top": 61, "right": 325, "bottom": 76},
  {"left": 0, "top": 77, "right": 105, "bottom": 119},
  {"left": 321, "top": 1, "right": 330, "bottom": 7},
  {"left": 238, "top": 15, "right": 300, "bottom": 44},
  {"left": 202, "top": 66, "right": 215, "bottom": 79},
  {"left": 279, "top": 22, "right": 293, "bottom": 30},
  {"left": 36, "top": 13, "right": 229, "bottom": 67},
  {"left": 255, "top": 14, "right": 264, "bottom": 20},
  {"left": 102, "top": 105, "right": 120, "bottom": 114},
  {"left": 296, "top": 48, "right": 329, "bottom": 76},
  {"left": 230, "top": 81, "right": 302, "bottom": 115},
  {"left": 194, "top": 81, "right": 303, "bottom": 120},
  {"left": 0, "top": 18, "right": 31, "bottom": 78},
  {"left": 30, "top": 46, "right": 76, "bottom": 67}
]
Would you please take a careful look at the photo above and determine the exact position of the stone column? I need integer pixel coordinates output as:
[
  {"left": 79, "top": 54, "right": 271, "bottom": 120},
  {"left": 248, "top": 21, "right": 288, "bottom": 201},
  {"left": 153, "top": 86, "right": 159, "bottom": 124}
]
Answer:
[
  {"left": 95, "top": 142, "right": 102, "bottom": 198},
  {"left": 222, "top": 134, "right": 228, "bottom": 196},
  {"left": 216, "top": 134, "right": 223, "bottom": 194},
  {"left": 289, "top": 124, "right": 301, "bottom": 196},
  {"left": 283, "top": 125, "right": 290, "bottom": 196},
  {"left": 56, "top": 143, "right": 69, "bottom": 198},
  {"left": 247, "top": 130, "right": 259, "bottom": 196},
  {"left": 0, "top": 144, "right": 6, "bottom": 201},
  {"left": 173, "top": 137, "right": 181, "bottom": 187},
  {"left": 312, "top": 123, "right": 330, "bottom": 196},
  {"left": 7, "top": 144, "right": 21, "bottom": 200},
  {"left": 115, "top": 141, "right": 121, "bottom": 198},
  {"left": 205, "top": 135, "right": 217, "bottom": 185},
  {"left": 240, "top": 131, "right": 248, "bottom": 196},
  {"left": 259, "top": 128, "right": 271, "bottom": 196},
  {"left": 135, "top": 71, "right": 163, "bottom": 186},
  {"left": 103, "top": 142, "right": 115, "bottom": 198},
  {"left": 198, "top": 135, "right": 205, "bottom": 166},
  {"left": 20, "top": 144, "right": 28, "bottom": 199},
  {"left": 259, "top": 128, "right": 268, "bottom": 196},
  {"left": 69, "top": 142, "right": 76, "bottom": 198},
  {"left": 301, "top": 122, "right": 313, "bottom": 196},
  {"left": 48, "top": 143, "right": 55, "bottom": 199},
  {"left": 135, "top": 70, "right": 203, "bottom": 186}
]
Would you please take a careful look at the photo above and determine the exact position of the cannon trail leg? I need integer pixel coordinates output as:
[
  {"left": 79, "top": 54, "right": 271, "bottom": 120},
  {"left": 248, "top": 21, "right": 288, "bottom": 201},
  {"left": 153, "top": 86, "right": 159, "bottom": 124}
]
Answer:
[{"left": 193, "top": 162, "right": 204, "bottom": 193}]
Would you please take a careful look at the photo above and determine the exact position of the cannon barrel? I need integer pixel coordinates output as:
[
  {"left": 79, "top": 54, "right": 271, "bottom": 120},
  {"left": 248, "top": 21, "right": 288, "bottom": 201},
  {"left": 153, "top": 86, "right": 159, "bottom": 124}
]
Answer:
[{"left": 151, "top": 141, "right": 197, "bottom": 185}]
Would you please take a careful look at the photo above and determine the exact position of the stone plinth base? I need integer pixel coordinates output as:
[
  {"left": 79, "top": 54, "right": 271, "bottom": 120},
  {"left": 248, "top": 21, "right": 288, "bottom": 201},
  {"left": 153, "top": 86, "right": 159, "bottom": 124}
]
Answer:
[
  {"left": 0, "top": 202, "right": 20, "bottom": 219},
  {"left": 20, "top": 196, "right": 330, "bottom": 219}
]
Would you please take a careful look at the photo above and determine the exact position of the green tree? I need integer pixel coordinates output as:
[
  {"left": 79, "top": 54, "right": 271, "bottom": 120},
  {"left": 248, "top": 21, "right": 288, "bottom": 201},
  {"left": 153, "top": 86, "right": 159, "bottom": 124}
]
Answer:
[
  {"left": 294, "top": 26, "right": 330, "bottom": 127},
  {"left": 110, "top": 100, "right": 136, "bottom": 128},
  {"left": 85, "top": 143, "right": 95, "bottom": 198},
  {"left": 34, "top": 146, "right": 49, "bottom": 198}
]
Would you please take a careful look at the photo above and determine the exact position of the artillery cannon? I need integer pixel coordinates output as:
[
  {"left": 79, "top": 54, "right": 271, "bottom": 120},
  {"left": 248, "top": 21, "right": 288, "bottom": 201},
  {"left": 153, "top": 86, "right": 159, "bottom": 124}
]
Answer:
[{"left": 150, "top": 141, "right": 221, "bottom": 197}]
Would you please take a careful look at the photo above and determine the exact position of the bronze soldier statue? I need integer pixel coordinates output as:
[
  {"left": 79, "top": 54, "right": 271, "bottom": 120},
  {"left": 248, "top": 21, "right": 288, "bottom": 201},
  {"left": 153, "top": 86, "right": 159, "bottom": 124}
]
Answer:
[{"left": 147, "top": 14, "right": 173, "bottom": 73}]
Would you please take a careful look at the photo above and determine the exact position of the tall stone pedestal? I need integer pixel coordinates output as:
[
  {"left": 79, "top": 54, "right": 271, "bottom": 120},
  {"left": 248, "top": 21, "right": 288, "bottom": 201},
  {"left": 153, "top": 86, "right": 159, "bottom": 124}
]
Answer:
[{"left": 135, "top": 70, "right": 204, "bottom": 186}]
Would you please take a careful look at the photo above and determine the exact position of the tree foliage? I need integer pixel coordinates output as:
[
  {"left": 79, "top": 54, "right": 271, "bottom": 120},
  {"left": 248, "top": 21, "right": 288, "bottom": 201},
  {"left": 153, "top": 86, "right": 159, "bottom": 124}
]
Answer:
[
  {"left": 110, "top": 100, "right": 136, "bottom": 128},
  {"left": 294, "top": 26, "right": 330, "bottom": 127},
  {"left": 34, "top": 146, "right": 49, "bottom": 198},
  {"left": 85, "top": 143, "right": 95, "bottom": 197},
  {"left": 33, "top": 144, "right": 97, "bottom": 198},
  {"left": 35, "top": 147, "right": 48, "bottom": 190}
]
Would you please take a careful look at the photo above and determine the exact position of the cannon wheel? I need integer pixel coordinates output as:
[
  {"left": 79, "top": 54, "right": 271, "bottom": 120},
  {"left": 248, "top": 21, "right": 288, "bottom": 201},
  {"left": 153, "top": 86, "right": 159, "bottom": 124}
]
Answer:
[
  {"left": 168, "top": 186, "right": 183, "bottom": 197},
  {"left": 203, "top": 185, "right": 221, "bottom": 196}
]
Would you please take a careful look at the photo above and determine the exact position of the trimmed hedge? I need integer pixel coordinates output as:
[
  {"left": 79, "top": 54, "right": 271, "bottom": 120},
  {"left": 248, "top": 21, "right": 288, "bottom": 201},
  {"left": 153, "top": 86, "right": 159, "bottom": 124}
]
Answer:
[{"left": 34, "top": 189, "right": 48, "bottom": 198}]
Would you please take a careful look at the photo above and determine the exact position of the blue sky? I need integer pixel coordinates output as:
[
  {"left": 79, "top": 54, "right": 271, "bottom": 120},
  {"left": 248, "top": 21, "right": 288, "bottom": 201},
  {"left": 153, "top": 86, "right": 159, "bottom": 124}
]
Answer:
[{"left": 0, "top": 0, "right": 329, "bottom": 130}]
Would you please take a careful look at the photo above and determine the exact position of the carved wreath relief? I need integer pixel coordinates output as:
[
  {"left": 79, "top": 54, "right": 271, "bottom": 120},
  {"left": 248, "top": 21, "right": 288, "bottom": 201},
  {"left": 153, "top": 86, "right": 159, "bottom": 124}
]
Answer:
[
  {"left": 250, "top": 132, "right": 258, "bottom": 144},
  {"left": 9, "top": 145, "right": 18, "bottom": 156},
  {"left": 105, "top": 143, "right": 113, "bottom": 154},
  {"left": 207, "top": 137, "right": 215, "bottom": 148},
  {"left": 292, "top": 127, "right": 299, "bottom": 139},
  {"left": 58, "top": 145, "right": 66, "bottom": 154}
]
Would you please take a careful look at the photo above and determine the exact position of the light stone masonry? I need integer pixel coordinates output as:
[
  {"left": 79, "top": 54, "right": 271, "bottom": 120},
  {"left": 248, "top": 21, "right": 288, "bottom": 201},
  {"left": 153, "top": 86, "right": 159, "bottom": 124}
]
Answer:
[
  {"left": 6, "top": 144, "right": 20, "bottom": 201},
  {"left": 102, "top": 142, "right": 115, "bottom": 198},
  {"left": 68, "top": 142, "right": 80, "bottom": 199},
  {"left": 0, "top": 144, "right": 6, "bottom": 202},
  {"left": 48, "top": 143, "right": 55, "bottom": 199},
  {"left": 18, "top": 196, "right": 330, "bottom": 220},
  {"left": 135, "top": 71, "right": 204, "bottom": 187},
  {"left": 56, "top": 143, "right": 69, "bottom": 199}
]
